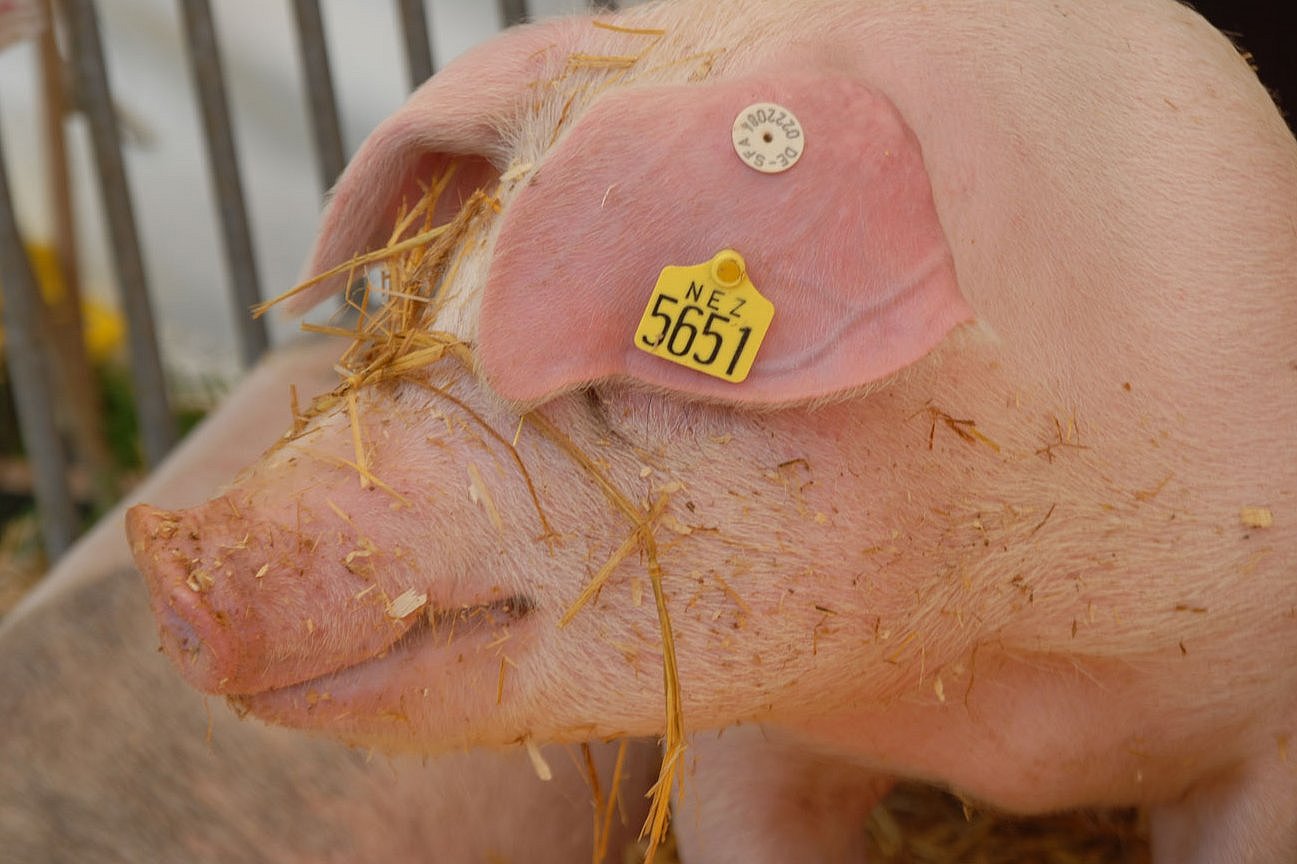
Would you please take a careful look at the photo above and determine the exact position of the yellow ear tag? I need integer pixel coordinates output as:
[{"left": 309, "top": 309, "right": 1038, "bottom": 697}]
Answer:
[{"left": 633, "top": 250, "right": 775, "bottom": 383}]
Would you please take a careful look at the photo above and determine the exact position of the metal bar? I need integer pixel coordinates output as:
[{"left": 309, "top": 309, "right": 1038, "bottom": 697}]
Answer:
[
  {"left": 38, "top": 0, "right": 120, "bottom": 511},
  {"left": 38, "top": 0, "right": 82, "bottom": 318},
  {"left": 289, "top": 0, "right": 346, "bottom": 193},
  {"left": 178, "top": 0, "right": 269, "bottom": 369},
  {"left": 0, "top": 115, "right": 78, "bottom": 560},
  {"left": 63, "top": 0, "right": 176, "bottom": 468},
  {"left": 499, "top": 0, "right": 528, "bottom": 27},
  {"left": 396, "top": 0, "right": 435, "bottom": 89}
]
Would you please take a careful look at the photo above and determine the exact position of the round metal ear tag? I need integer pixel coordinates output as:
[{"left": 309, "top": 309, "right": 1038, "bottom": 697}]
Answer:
[{"left": 732, "top": 102, "right": 804, "bottom": 174}]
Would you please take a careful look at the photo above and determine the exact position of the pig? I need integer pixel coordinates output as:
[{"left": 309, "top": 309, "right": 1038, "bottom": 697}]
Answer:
[
  {"left": 1, "top": 338, "right": 656, "bottom": 863},
  {"left": 127, "top": 0, "right": 1297, "bottom": 862}
]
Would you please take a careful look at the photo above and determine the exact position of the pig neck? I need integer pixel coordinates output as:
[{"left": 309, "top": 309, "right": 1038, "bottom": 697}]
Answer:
[
  {"left": 701, "top": 352, "right": 1277, "bottom": 810},
  {"left": 746, "top": 337, "right": 1250, "bottom": 655}
]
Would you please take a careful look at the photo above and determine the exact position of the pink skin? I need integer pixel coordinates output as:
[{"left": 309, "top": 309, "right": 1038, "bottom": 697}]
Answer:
[{"left": 130, "top": 1, "right": 1297, "bottom": 862}]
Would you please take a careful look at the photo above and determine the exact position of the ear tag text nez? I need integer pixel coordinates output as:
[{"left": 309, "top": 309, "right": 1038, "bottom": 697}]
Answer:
[{"left": 634, "top": 250, "right": 775, "bottom": 383}]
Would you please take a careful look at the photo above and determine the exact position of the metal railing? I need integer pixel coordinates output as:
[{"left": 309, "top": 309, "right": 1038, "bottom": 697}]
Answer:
[{"left": 0, "top": 0, "right": 619, "bottom": 562}]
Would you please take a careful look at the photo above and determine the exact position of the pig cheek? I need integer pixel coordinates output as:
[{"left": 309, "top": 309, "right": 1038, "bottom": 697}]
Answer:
[
  {"left": 539, "top": 395, "right": 796, "bottom": 709},
  {"left": 573, "top": 398, "right": 912, "bottom": 711},
  {"left": 256, "top": 385, "right": 810, "bottom": 742}
]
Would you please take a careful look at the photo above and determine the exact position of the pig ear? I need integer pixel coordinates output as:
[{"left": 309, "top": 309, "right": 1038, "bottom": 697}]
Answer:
[
  {"left": 288, "top": 20, "right": 575, "bottom": 313},
  {"left": 479, "top": 71, "right": 973, "bottom": 406}
]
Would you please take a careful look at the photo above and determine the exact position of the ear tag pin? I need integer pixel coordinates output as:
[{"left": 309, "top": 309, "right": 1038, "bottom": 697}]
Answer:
[{"left": 633, "top": 250, "right": 775, "bottom": 383}]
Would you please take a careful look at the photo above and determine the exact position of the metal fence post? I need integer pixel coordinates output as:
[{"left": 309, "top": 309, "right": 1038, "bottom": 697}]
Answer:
[
  {"left": 499, "top": 0, "right": 528, "bottom": 27},
  {"left": 290, "top": 0, "right": 346, "bottom": 194},
  {"left": 396, "top": 0, "right": 435, "bottom": 90},
  {"left": 63, "top": 0, "right": 176, "bottom": 468},
  {"left": 178, "top": 0, "right": 269, "bottom": 369},
  {"left": 0, "top": 118, "right": 78, "bottom": 559}
]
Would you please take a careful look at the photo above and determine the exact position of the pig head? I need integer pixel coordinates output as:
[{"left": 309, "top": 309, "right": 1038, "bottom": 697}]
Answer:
[
  {"left": 129, "top": 1, "right": 1297, "bottom": 862},
  {"left": 127, "top": 4, "right": 975, "bottom": 745}
]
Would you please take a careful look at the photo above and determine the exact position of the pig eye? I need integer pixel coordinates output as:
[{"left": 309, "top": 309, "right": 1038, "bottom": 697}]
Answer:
[
  {"left": 581, "top": 386, "right": 624, "bottom": 439},
  {"left": 582, "top": 384, "right": 658, "bottom": 430},
  {"left": 582, "top": 383, "right": 734, "bottom": 444}
]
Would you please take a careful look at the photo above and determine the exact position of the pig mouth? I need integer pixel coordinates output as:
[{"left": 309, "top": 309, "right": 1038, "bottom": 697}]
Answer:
[
  {"left": 398, "top": 594, "right": 535, "bottom": 655},
  {"left": 229, "top": 592, "right": 536, "bottom": 703}
]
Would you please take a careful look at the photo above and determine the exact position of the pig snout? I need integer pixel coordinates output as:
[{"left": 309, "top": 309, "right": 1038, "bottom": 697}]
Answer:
[
  {"left": 127, "top": 499, "right": 425, "bottom": 696},
  {"left": 127, "top": 503, "right": 241, "bottom": 691},
  {"left": 124, "top": 376, "right": 556, "bottom": 746}
]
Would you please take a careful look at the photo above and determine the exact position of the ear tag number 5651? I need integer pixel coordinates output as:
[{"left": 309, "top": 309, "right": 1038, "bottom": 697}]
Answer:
[{"left": 633, "top": 250, "right": 775, "bottom": 384}]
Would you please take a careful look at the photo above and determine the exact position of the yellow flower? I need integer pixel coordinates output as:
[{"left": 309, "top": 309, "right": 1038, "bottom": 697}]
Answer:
[
  {"left": 0, "top": 242, "right": 125, "bottom": 364},
  {"left": 81, "top": 300, "right": 125, "bottom": 363}
]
